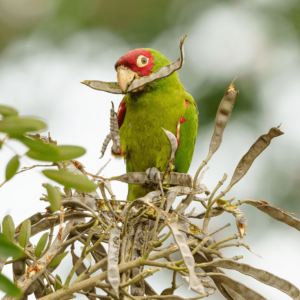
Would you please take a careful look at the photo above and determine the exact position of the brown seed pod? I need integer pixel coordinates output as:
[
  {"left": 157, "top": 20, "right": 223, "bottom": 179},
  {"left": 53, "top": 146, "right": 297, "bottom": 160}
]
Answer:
[
  {"left": 208, "top": 81, "right": 239, "bottom": 160},
  {"left": 107, "top": 227, "right": 121, "bottom": 297},
  {"left": 167, "top": 218, "right": 205, "bottom": 295},
  {"left": 110, "top": 172, "right": 192, "bottom": 187},
  {"left": 130, "top": 221, "right": 149, "bottom": 296},
  {"left": 194, "top": 81, "right": 239, "bottom": 187},
  {"left": 228, "top": 126, "right": 284, "bottom": 188}
]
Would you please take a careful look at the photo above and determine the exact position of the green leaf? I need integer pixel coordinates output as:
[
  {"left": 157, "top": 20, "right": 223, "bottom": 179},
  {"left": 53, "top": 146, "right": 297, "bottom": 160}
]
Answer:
[
  {"left": 0, "top": 116, "right": 47, "bottom": 136},
  {"left": 19, "top": 137, "right": 58, "bottom": 156},
  {"left": 5, "top": 155, "right": 20, "bottom": 181},
  {"left": 0, "top": 141, "right": 2, "bottom": 150},
  {"left": 18, "top": 220, "right": 31, "bottom": 249},
  {"left": 2, "top": 215, "right": 15, "bottom": 241},
  {"left": 55, "top": 145, "right": 86, "bottom": 161},
  {"left": 42, "top": 169, "right": 98, "bottom": 192},
  {"left": 54, "top": 275, "right": 62, "bottom": 291},
  {"left": 0, "top": 105, "right": 18, "bottom": 117},
  {"left": 34, "top": 232, "right": 49, "bottom": 258},
  {"left": 0, "top": 273, "right": 22, "bottom": 298},
  {"left": 49, "top": 251, "right": 69, "bottom": 268},
  {"left": 27, "top": 145, "right": 86, "bottom": 162},
  {"left": 45, "top": 184, "right": 61, "bottom": 212},
  {"left": 0, "top": 233, "right": 23, "bottom": 258}
]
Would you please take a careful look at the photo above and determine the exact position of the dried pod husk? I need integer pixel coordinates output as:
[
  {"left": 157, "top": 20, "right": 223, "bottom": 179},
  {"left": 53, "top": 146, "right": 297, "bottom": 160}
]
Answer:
[
  {"left": 225, "top": 207, "right": 248, "bottom": 238},
  {"left": 82, "top": 81, "right": 123, "bottom": 94},
  {"left": 207, "top": 273, "right": 266, "bottom": 300},
  {"left": 205, "top": 259, "right": 300, "bottom": 300},
  {"left": 108, "top": 227, "right": 121, "bottom": 297},
  {"left": 15, "top": 213, "right": 44, "bottom": 233},
  {"left": 130, "top": 221, "right": 150, "bottom": 296},
  {"left": 167, "top": 219, "right": 205, "bottom": 295},
  {"left": 207, "top": 81, "right": 239, "bottom": 161},
  {"left": 110, "top": 172, "right": 192, "bottom": 187},
  {"left": 242, "top": 200, "right": 300, "bottom": 231},
  {"left": 165, "top": 187, "right": 184, "bottom": 213},
  {"left": 229, "top": 126, "right": 284, "bottom": 188}
]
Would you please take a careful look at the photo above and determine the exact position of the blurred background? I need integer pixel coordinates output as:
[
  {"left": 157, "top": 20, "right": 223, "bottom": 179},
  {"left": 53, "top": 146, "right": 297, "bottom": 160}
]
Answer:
[{"left": 0, "top": 0, "right": 300, "bottom": 299}]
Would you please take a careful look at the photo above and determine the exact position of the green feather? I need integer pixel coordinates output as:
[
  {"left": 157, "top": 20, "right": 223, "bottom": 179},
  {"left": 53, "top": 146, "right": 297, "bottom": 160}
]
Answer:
[{"left": 119, "top": 49, "right": 198, "bottom": 201}]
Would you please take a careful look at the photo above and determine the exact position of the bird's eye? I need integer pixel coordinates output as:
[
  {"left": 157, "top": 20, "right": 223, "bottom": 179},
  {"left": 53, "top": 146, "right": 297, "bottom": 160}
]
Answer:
[{"left": 137, "top": 55, "right": 149, "bottom": 67}]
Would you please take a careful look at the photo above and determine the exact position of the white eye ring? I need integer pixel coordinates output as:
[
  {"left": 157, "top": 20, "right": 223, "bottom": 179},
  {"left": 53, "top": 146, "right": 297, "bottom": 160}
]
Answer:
[{"left": 137, "top": 55, "right": 149, "bottom": 67}]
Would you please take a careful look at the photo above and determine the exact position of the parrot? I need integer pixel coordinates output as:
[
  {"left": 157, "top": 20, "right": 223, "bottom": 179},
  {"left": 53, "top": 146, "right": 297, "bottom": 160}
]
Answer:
[{"left": 113, "top": 45, "right": 198, "bottom": 201}]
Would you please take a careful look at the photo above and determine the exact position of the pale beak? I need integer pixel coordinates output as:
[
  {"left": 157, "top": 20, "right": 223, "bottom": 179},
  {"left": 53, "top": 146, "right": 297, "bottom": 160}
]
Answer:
[{"left": 117, "top": 66, "right": 136, "bottom": 93}]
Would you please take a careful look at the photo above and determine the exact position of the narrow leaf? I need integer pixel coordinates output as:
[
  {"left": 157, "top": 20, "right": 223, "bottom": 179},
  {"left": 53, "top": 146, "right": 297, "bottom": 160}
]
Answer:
[
  {"left": 45, "top": 184, "right": 61, "bottom": 212},
  {"left": 18, "top": 220, "right": 31, "bottom": 249},
  {"left": 5, "top": 155, "right": 20, "bottom": 181},
  {"left": 0, "top": 233, "right": 23, "bottom": 258},
  {"left": 2, "top": 215, "right": 15, "bottom": 241},
  {"left": 26, "top": 144, "right": 86, "bottom": 162},
  {"left": 54, "top": 275, "right": 62, "bottom": 291},
  {"left": 55, "top": 146, "right": 86, "bottom": 161},
  {"left": 49, "top": 251, "right": 69, "bottom": 268},
  {"left": 0, "top": 116, "right": 47, "bottom": 136},
  {"left": 0, "top": 273, "right": 22, "bottom": 298},
  {"left": 0, "top": 105, "right": 18, "bottom": 117},
  {"left": 42, "top": 169, "right": 97, "bottom": 192},
  {"left": 34, "top": 232, "right": 49, "bottom": 258}
]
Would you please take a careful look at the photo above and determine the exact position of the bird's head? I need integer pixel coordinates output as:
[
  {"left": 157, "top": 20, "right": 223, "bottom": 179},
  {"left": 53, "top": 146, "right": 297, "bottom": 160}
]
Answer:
[
  {"left": 114, "top": 48, "right": 169, "bottom": 93},
  {"left": 81, "top": 35, "right": 186, "bottom": 95}
]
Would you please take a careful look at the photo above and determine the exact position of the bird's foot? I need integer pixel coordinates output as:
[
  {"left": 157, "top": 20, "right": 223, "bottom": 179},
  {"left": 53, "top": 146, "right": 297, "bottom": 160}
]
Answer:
[
  {"left": 100, "top": 102, "right": 121, "bottom": 158},
  {"left": 146, "top": 167, "right": 160, "bottom": 183}
]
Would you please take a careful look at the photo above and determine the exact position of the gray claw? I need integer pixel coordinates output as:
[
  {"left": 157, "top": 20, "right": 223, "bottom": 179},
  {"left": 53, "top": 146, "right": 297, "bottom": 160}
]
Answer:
[
  {"left": 146, "top": 167, "right": 160, "bottom": 183},
  {"left": 99, "top": 102, "right": 121, "bottom": 158}
]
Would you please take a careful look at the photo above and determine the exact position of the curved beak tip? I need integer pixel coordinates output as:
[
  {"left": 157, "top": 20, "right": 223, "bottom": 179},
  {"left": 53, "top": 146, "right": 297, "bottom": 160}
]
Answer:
[{"left": 117, "top": 68, "right": 135, "bottom": 93}]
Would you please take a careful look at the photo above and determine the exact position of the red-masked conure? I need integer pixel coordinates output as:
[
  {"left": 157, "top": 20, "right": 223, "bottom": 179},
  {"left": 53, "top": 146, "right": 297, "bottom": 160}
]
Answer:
[{"left": 83, "top": 36, "right": 198, "bottom": 201}]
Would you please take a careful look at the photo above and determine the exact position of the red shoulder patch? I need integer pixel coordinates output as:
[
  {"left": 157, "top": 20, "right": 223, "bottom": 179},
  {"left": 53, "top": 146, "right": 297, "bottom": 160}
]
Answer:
[
  {"left": 117, "top": 98, "right": 126, "bottom": 128},
  {"left": 180, "top": 116, "right": 186, "bottom": 124},
  {"left": 185, "top": 100, "right": 190, "bottom": 108}
]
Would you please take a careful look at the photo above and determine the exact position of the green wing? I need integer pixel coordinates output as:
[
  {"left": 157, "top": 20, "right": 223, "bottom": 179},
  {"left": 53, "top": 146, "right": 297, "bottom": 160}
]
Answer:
[{"left": 174, "top": 93, "right": 198, "bottom": 173}]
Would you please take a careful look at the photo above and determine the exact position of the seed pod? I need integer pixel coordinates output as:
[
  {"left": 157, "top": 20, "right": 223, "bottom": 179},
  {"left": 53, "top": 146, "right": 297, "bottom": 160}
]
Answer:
[
  {"left": 207, "top": 81, "right": 239, "bottom": 161},
  {"left": 229, "top": 126, "right": 284, "bottom": 189},
  {"left": 167, "top": 218, "right": 205, "bottom": 295},
  {"left": 241, "top": 199, "right": 300, "bottom": 232},
  {"left": 108, "top": 227, "right": 121, "bottom": 298},
  {"left": 130, "top": 221, "right": 149, "bottom": 296},
  {"left": 110, "top": 172, "right": 192, "bottom": 187},
  {"left": 165, "top": 187, "right": 183, "bottom": 213}
]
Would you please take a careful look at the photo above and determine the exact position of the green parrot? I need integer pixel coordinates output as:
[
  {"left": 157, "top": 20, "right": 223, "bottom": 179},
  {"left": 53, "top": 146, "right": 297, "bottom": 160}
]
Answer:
[{"left": 113, "top": 46, "right": 198, "bottom": 201}]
